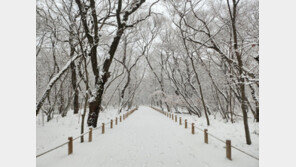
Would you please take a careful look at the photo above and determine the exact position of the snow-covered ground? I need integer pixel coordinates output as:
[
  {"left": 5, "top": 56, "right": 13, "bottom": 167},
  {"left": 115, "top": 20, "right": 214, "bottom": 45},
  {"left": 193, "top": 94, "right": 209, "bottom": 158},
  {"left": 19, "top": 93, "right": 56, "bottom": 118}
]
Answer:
[
  {"left": 169, "top": 109, "right": 259, "bottom": 158},
  {"left": 36, "top": 106, "right": 258, "bottom": 167},
  {"left": 36, "top": 107, "right": 122, "bottom": 154}
]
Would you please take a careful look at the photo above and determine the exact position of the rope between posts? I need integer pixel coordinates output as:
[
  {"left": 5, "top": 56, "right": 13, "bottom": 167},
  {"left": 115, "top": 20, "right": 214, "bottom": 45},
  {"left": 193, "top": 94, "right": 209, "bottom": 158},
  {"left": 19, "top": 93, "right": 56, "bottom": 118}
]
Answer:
[
  {"left": 93, "top": 125, "right": 103, "bottom": 130},
  {"left": 231, "top": 145, "right": 259, "bottom": 160},
  {"left": 207, "top": 132, "right": 225, "bottom": 143},
  {"left": 73, "top": 131, "right": 91, "bottom": 141},
  {"left": 194, "top": 125, "right": 259, "bottom": 160},
  {"left": 36, "top": 129, "right": 93, "bottom": 158},
  {"left": 36, "top": 141, "right": 68, "bottom": 158},
  {"left": 36, "top": 108, "right": 137, "bottom": 158},
  {"left": 36, "top": 123, "right": 108, "bottom": 158},
  {"left": 194, "top": 125, "right": 204, "bottom": 132},
  {"left": 151, "top": 106, "right": 259, "bottom": 161}
]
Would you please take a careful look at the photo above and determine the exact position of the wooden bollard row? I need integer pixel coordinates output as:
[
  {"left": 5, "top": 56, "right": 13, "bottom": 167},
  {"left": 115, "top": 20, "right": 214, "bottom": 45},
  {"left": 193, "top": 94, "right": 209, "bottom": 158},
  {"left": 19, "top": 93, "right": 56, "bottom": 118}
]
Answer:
[
  {"left": 123, "top": 107, "right": 138, "bottom": 120},
  {"left": 66, "top": 108, "right": 139, "bottom": 156},
  {"left": 151, "top": 106, "right": 233, "bottom": 161}
]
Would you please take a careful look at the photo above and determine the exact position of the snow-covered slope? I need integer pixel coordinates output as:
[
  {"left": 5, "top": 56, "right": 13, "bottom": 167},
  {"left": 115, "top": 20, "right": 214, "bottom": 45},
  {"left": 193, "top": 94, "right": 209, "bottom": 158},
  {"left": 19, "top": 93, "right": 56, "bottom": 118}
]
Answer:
[
  {"left": 36, "top": 106, "right": 258, "bottom": 167},
  {"left": 173, "top": 111, "right": 259, "bottom": 157},
  {"left": 36, "top": 107, "right": 121, "bottom": 154}
]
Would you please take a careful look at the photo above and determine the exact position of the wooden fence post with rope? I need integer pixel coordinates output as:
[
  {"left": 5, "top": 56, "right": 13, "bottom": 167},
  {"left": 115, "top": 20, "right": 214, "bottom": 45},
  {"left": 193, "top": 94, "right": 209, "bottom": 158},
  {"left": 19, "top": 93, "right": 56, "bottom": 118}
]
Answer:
[
  {"left": 226, "top": 140, "right": 232, "bottom": 160},
  {"left": 68, "top": 137, "right": 73, "bottom": 155},
  {"left": 204, "top": 129, "right": 208, "bottom": 144},
  {"left": 149, "top": 106, "right": 259, "bottom": 161},
  {"left": 89, "top": 128, "right": 92, "bottom": 142}
]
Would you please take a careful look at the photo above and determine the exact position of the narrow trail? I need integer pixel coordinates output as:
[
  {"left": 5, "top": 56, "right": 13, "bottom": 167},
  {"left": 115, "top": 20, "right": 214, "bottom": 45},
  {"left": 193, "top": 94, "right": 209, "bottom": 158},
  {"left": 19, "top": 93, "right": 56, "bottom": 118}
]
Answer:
[{"left": 37, "top": 106, "right": 258, "bottom": 167}]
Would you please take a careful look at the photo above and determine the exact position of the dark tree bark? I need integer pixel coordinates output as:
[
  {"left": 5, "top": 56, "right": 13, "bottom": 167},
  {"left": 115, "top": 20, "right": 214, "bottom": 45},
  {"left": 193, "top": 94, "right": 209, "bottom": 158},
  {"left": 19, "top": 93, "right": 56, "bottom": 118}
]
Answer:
[
  {"left": 36, "top": 54, "right": 82, "bottom": 115},
  {"left": 86, "top": 0, "right": 147, "bottom": 127},
  {"left": 227, "top": 0, "right": 252, "bottom": 144},
  {"left": 69, "top": 32, "right": 79, "bottom": 114}
]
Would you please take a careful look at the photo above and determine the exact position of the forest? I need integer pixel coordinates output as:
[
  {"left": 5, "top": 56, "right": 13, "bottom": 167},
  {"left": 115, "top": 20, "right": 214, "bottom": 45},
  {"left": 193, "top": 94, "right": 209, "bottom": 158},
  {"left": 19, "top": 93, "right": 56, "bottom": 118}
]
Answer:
[{"left": 36, "top": 0, "right": 259, "bottom": 154}]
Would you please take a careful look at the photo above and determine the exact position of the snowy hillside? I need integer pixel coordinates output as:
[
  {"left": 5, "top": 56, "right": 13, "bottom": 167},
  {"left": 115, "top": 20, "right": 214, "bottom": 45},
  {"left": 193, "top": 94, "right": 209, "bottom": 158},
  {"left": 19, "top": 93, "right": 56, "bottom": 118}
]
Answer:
[{"left": 36, "top": 107, "right": 123, "bottom": 154}]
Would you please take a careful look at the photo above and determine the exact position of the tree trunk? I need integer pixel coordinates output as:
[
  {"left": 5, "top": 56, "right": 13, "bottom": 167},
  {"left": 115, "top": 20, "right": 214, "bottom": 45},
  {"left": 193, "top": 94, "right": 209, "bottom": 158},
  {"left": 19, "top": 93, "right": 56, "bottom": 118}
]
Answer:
[
  {"left": 190, "top": 57, "right": 210, "bottom": 126},
  {"left": 70, "top": 47, "right": 79, "bottom": 114},
  {"left": 227, "top": 0, "right": 251, "bottom": 144},
  {"left": 87, "top": 27, "right": 124, "bottom": 127}
]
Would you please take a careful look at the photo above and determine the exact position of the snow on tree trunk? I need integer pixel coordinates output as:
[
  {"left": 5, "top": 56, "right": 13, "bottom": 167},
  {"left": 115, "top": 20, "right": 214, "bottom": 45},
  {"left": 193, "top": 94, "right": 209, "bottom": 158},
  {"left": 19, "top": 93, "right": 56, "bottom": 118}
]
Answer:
[{"left": 36, "top": 54, "right": 82, "bottom": 115}]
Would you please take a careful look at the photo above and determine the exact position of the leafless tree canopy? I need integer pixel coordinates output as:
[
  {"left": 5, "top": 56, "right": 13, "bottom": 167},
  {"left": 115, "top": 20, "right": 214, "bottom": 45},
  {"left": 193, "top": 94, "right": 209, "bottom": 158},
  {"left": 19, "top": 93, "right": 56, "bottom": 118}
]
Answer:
[{"left": 36, "top": 0, "right": 258, "bottom": 144}]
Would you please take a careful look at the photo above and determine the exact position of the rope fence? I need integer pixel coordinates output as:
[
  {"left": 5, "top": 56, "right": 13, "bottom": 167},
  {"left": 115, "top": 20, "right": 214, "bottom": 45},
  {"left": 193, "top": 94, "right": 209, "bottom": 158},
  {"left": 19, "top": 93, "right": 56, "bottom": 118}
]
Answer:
[
  {"left": 150, "top": 106, "right": 259, "bottom": 161},
  {"left": 36, "top": 107, "right": 138, "bottom": 158}
]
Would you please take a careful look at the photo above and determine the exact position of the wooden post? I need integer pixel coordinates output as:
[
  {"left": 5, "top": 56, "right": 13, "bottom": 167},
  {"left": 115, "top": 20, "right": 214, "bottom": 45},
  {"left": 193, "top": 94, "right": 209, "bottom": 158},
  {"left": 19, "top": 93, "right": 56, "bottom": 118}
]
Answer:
[
  {"left": 120, "top": 116, "right": 122, "bottom": 122},
  {"left": 102, "top": 123, "right": 105, "bottom": 134},
  {"left": 89, "top": 128, "right": 92, "bottom": 142},
  {"left": 226, "top": 140, "right": 232, "bottom": 160},
  {"left": 204, "top": 129, "right": 208, "bottom": 144},
  {"left": 111, "top": 119, "right": 113, "bottom": 129},
  {"left": 175, "top": 115, "right": 177, "bottom": 122},
  {"left": 172, "top": 114, "right": 174, "bottom": 120},
  {"left": 68, "top": 137, "right": 73, "bottom": 155},
  {"left": 185, "top": 119, "right": 187, "bottom": 128},
  {"left": 191, "top": 123, "right": 195, "bottom": 134},
  {"left": 179, "top": 117, "right": 182, "bottom": 125},
  {"left": 115, "top": 117, "right": 118, "bottom": 125}
]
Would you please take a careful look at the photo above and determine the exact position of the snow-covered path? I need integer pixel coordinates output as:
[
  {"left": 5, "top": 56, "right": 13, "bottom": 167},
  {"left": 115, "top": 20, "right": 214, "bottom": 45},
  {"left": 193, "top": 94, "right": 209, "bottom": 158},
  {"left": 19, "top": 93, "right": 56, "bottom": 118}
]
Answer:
[{"left": 36, "top": 106, "right": 258, "bottom": 167}]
